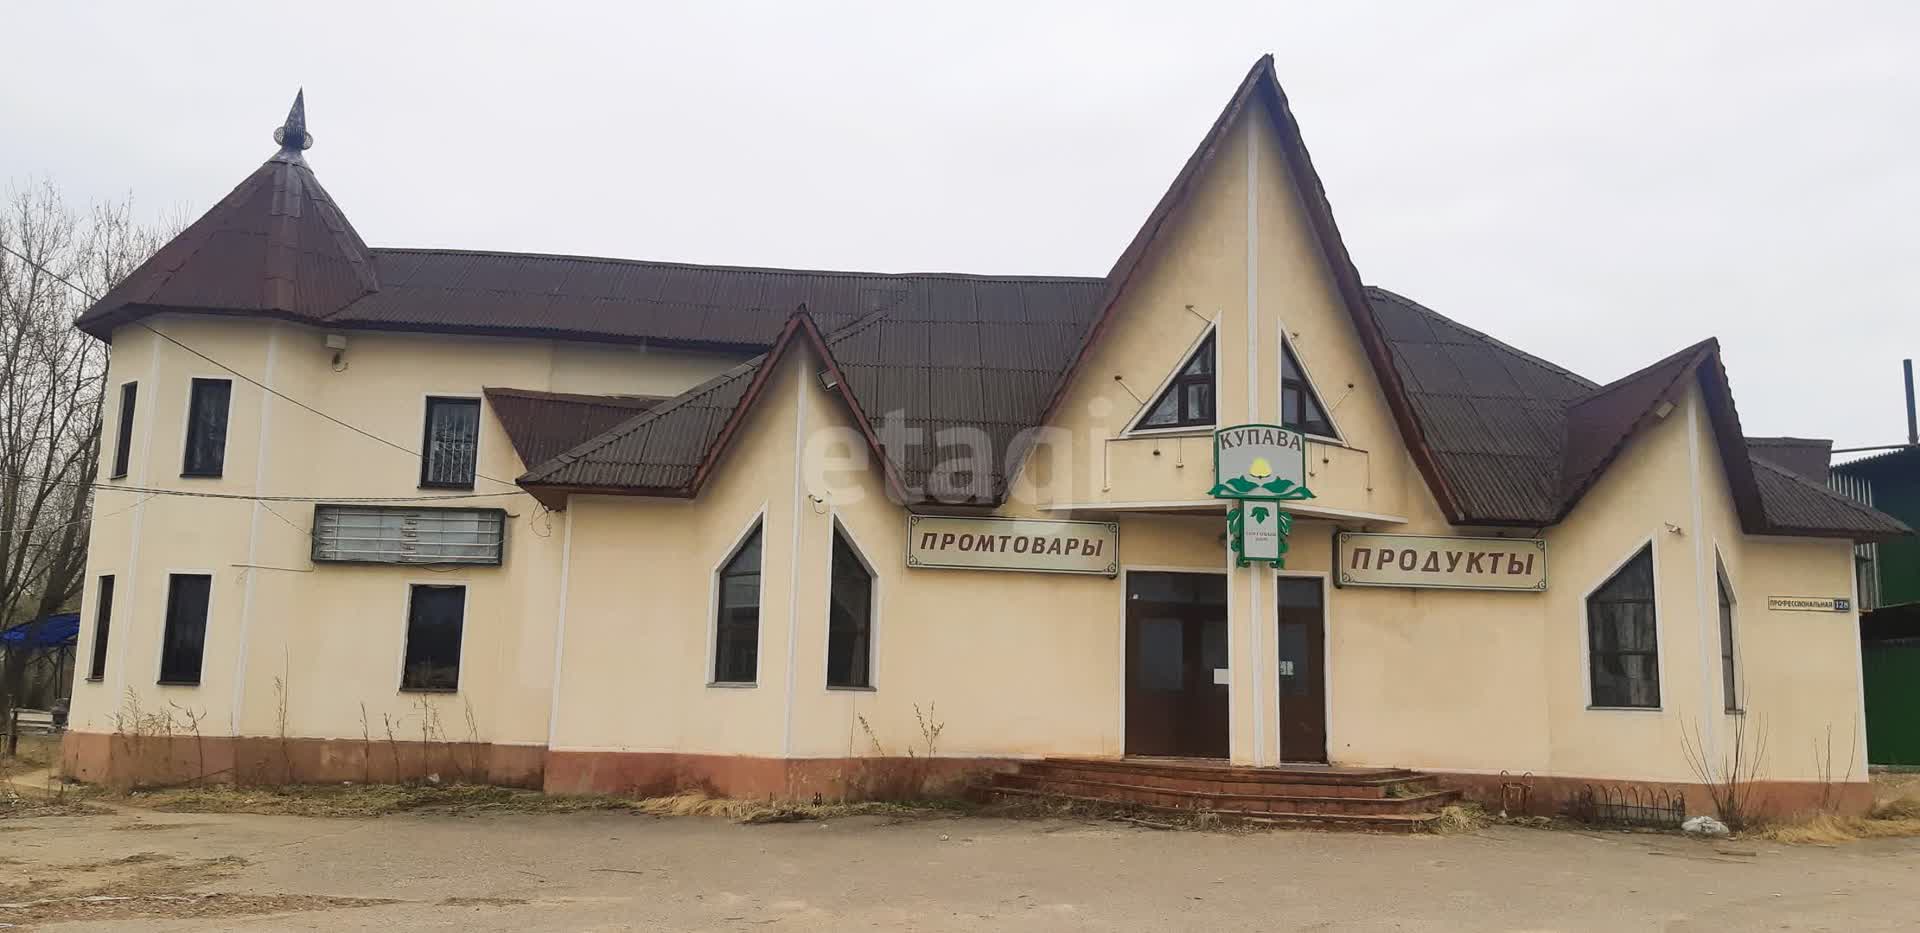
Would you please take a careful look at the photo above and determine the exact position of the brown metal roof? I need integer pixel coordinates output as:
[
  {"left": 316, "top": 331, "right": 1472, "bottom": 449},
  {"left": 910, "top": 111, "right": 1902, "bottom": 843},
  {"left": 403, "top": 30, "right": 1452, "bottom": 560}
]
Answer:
[
  {"left": 1747, "top": 436, "right": 1834, "bottom": 484},
  {"left": 77, "top": 92, "right": 378, "bottom": 339},
  {"left": 76, "top": 72, "right": 1907, "bottom": 542},
  {"left": 482, "top": 388, "right": 664, "bottom": 470},
  {"left": 1753, "top": 455, "right": 1909, "bottom": 539}
]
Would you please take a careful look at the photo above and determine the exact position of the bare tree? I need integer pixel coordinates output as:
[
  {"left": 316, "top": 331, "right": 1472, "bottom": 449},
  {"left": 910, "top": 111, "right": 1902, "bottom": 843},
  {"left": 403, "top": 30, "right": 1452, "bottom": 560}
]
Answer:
[{"left": 0, "top": 179, "right": 169, "bottom": 745}]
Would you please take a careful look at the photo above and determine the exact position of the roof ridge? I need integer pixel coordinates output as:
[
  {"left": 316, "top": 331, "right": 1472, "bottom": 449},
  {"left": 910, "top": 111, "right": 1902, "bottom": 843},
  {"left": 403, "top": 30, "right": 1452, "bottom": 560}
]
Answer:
[
  {"left": 517, "top": 356, "right": 765, "bottom": 483},
  {"left": 1575, "top": 338, "right": 1716, "bottom": 403},
  {"left": 1751, "top": 454, "right": 1912, "bottom": 532},
  {"left": 369, "top": 247, "right": 1105, "bottom": 285},
  {"left": 1365, "top": 286, "right": 1599, "bottom": 391}
]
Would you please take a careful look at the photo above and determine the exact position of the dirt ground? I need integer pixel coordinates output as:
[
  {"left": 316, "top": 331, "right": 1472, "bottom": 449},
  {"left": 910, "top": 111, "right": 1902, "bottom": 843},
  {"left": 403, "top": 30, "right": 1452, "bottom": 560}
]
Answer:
[{"left": 2, "top": 801, "right": 1919, "bottom": 931}]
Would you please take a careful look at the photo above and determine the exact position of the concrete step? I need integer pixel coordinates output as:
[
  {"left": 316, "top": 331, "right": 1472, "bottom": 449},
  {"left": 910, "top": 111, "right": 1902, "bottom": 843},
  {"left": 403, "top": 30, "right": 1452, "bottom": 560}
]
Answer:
[
  {"left": 1024, "top": 758, "right": 1436, "bottom": 799},
  {"left": 983, "top": 785, "right": 1442, "bottom": 834},
  {"left": 990, "top": 772, "right": 1459, "bottom": 816}
]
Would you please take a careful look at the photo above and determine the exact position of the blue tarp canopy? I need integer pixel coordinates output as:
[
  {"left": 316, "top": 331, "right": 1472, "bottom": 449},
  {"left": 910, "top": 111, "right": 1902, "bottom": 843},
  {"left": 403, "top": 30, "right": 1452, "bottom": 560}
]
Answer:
[{"left": 0, "top": 612, "right": 80, "bottom": 648}]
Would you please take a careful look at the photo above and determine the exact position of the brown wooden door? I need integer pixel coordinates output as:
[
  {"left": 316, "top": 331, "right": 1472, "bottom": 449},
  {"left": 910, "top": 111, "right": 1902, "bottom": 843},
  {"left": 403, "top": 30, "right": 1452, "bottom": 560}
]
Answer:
[
  {"left": 1276, "top": 576, "right": 1328, "bottom": 763},
  {"left": 1125, "top": 572, "right": 1229, "bottom": 759}
]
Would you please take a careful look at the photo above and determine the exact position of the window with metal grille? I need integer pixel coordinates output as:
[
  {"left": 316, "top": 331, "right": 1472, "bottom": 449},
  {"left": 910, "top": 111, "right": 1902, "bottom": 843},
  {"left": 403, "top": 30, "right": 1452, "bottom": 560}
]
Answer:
[
  {"left": 827, "top": 526, "right": 873, "bottom": 688},
  {"left": 713, "top": 524, "right": 762, "bottom": 684},
  {"left": 420, "top": 397, "right": 481, "bottom": 488},
  {"left": 111, "top": 382, "right": 136, "bottom": 479},
  {"left": 402, "top": 584, "right": 465, "bottom": 691},
  {"left": 1587, "top": 546, "right": 1660, "bottom": 708},
  {"left": 1138, "top": 332, "right": 1215, "bottom": 429},
  {"left": 1281, "top": 341, "right": 1336, "bottom": 438},
  {"left": 87, "top": 575, "right": 114, "bottom": 681},
  {"left": 182, "top": 378, "right": 232, "bottom": 477},
  {"left": 159, "top": 574, "right": 212, "bottom": 685},
  {"left": 311, "top": 506, "right": 505, "bottom": 565}
]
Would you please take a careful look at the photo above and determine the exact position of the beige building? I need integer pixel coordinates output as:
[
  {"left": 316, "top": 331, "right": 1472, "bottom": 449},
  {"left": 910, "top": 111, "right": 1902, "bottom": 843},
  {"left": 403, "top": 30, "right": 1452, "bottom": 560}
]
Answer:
[{"left": 63, "top": 59, "right": 1906, "bottom": 818}]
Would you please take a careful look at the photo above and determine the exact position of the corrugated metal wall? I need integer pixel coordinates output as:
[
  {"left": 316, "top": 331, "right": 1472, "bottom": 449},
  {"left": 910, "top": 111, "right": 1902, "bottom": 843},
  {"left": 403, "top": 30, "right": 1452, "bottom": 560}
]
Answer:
[{"left": 1829, "top": 471, "right": 1881, "bottom": 610}]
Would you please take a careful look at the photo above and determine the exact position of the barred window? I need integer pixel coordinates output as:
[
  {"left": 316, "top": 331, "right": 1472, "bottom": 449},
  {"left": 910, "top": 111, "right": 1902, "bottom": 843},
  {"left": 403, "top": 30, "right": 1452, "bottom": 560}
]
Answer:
[
  {"left": 312, "top": 506, "right": 505, "bottom": 565},
  {"left": 420, "top": 397, "right": 481, "bottom": 488}
]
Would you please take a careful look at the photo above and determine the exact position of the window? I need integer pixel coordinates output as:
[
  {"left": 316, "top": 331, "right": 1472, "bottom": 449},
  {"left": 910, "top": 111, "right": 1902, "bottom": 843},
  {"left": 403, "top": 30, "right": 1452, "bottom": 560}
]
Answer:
[
  {"left": 1718, "top": 562, "right": 1739, "bottom": 712},
  {"left": 182, "top": 378, "right": 232, "bottom": 477},
  {"left": 1138, "top": 331, "right": 1215, "bottom": 429},
  {"left": 1281, "top": 341, "right": 1335, "bottom": 438},
  {"left": 1587, "top": 545, "right": 1659, "bottom": 708},
  {"left": 402, "top": 585, "right": 465, "bottom": 691},
  {"left": 713, "top": 524, "right": 762, "bottom": 684},
  {"left": 111, "top": 382, "right": 137, "bottom": 479},
  {"left": 420, "top": 397, "right": 481, "bottom": 488},
  {"left": 827, "top": 526, "right": 874, "bottom": 688},
  {"left": 311, "top": 505, "right": 505, "bottom": 565},
  {"left": 87, "top": 576, "right": 115, "bottom": 681},
  {"left": 158, "top": 574, "right": 212, "bottom": 685}
]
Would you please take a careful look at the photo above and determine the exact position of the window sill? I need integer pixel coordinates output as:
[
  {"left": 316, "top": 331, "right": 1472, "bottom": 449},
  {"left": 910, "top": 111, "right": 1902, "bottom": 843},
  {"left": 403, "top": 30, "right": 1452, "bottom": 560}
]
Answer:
[
  {"left": 107, "top": 473, "right": 129, "bottom": 482},
  {"left": 1725, "top": 708, "right": 1746, "bottom": 716},
  {"left": 1587, "top": 705, "right": 1662, "bottom": 712},
  {"left": 179, "top": 471, "right": 224, "bottom": 479},
  {"left": 399, "top": 686, "right": 459, "bottom": 694},
  {"left": 826, "top": 685, "right": 876, "bottom": 693},
  {"left": 85, "top": 676, "right": 104, "bottom": 683},
  {"left": 155, "top": 680, "right": 201, "bottom": 688},
  {"left": 418, "top": 484, "right": 477, "bottom": 492},
  {"left": 1122, "top": 426, "right": 1215, "bottom": 439},
  {"left": 707, "top": 681, "right": 757, "bottom": 689}
]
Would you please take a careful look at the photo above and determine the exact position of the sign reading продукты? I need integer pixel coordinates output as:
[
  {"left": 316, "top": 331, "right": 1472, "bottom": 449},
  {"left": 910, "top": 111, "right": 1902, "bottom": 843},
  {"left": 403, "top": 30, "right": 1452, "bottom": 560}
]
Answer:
[
  {"left": 906, "top": 515, "right": 1119, "bottom": 575},
  {"left": 1211, "top": 424, "right": 1314, "bottom": 568},
  {"left": 1336, "top": 532, "right": 1547, "bottom": 591}
]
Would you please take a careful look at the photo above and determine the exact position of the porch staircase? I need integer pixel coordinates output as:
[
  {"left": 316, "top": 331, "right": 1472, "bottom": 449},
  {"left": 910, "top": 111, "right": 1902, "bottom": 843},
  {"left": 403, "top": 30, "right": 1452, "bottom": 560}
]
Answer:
[{"left": 982, "top": 757, "right": 1459, "bottom": 832}]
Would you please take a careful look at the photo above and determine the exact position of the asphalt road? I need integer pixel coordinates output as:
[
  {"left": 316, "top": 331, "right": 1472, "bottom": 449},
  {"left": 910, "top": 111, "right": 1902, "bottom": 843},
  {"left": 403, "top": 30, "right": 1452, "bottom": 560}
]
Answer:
[{"left": 4, "top": 805, "right": 1918, "bottom": 931}]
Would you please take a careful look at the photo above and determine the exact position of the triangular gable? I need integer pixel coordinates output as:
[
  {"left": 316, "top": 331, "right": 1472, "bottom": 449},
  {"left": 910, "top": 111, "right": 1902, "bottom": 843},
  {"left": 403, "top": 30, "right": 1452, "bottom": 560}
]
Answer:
[
  {"left": 518, "top": 308, "right": 908, "bottom": 509},
  {"left": 1557, "top": 338, "right": 1768, "bottom": 533},
  {"left": 1007, "top": 55, "right": 1451, "bottom": 519}
]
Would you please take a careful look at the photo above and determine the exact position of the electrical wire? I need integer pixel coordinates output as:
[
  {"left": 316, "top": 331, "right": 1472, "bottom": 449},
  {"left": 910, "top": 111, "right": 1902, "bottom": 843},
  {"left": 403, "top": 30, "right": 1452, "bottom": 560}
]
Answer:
[{"left": 0, "top": 241, "right": 527, "bottom": 495}]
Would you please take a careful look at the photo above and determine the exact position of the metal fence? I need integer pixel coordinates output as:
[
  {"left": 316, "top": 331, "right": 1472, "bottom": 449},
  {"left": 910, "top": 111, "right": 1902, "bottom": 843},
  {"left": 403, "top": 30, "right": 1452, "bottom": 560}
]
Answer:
[{"left": 1565, "top": 784, "right": 1687, "bottom": 829}]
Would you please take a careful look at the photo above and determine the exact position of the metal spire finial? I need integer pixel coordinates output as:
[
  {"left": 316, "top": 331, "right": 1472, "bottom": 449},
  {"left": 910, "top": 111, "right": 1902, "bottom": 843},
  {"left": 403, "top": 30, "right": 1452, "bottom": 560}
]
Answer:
[{"left": 271, "top": 89, "right": 314, "bottom": 158}]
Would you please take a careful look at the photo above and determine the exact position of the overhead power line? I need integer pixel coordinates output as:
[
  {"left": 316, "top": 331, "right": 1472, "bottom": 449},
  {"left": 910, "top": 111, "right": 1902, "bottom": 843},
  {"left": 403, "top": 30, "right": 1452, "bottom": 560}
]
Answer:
[{"left": 0, "top": 240, "right": 527, "bottom": 496}]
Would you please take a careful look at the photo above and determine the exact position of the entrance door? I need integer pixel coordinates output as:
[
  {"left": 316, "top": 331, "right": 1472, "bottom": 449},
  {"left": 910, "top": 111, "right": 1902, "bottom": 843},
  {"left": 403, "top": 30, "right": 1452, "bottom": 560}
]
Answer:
[
  {"left": 1276, "top": 576, "right": 1328, "bottom": 763},
  {"left": 1125, "top": 572, "right": 1229, "bottom": 758}
]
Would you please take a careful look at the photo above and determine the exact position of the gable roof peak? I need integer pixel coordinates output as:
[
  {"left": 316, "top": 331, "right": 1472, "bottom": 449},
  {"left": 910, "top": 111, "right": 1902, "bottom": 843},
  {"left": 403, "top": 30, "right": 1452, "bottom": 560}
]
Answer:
[{"left": 270, "top": 89, "right": 313, "bottom": 164}]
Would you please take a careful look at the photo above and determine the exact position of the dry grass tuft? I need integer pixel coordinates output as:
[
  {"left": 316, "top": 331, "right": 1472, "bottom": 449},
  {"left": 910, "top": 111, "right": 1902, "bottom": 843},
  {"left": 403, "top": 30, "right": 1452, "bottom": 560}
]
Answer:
[
  {"left": 1430, "top": 803, "right": 1491, "bottom": 834},
  {"left": 1752, "top": 773, "right": 1920, "bottom": 844}
]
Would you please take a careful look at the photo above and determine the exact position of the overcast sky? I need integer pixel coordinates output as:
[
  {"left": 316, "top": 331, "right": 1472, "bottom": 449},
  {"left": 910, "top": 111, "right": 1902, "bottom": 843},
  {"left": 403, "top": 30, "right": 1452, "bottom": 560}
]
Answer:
[{"left": 6, "top": 1, "right": 1915, "bottom": 452}]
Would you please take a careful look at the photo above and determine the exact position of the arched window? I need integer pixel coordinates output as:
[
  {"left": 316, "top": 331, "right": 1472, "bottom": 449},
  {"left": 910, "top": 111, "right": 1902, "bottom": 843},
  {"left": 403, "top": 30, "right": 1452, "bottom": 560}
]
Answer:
[
  {"left": 713, "top": 523, "right": 762, "bottom": 684},
  {"left": 1587, "top": 545, "right": 1659, "bottom": 708},
  {"left": 827, "top": 525, "right": 874, "bottom": 688}
]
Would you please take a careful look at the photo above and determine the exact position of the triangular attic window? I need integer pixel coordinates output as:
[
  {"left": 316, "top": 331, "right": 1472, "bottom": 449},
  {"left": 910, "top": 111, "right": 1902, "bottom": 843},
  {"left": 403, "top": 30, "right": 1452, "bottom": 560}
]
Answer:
[
  {"left": 1282, "top": 340, "right": 1336, "bottom": 438},
  {"left": 1138, "top": 332, "right": 1215, "bottom": 429}
]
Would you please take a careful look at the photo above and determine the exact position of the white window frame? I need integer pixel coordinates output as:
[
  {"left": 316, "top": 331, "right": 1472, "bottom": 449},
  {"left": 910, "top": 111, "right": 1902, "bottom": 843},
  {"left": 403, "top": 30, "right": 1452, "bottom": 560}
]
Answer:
[
  {"left": 823, "top": 513, "right": 881, "bottom": 692},
  {"left": 707, "top": 507, "right": 767, "bottom": 687},
  {"left": 1124, "top": 320, "right": 1220, "bottom": 437},
  {"left": 1580, "top": 535, "right": 1664, "bottom": 711},
  {"left": 397, "top": 579, "right": 469, "bottom": 694},
  {"left": 1277, "top": 333, "right": 1344, "bottom": 445}
]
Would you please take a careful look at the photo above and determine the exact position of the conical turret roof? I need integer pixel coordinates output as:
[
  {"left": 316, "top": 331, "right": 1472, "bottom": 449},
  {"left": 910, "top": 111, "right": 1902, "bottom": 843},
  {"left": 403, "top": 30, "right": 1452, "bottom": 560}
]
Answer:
[{"left": 78, "top": 90, "right": 377, "bottom": 338}]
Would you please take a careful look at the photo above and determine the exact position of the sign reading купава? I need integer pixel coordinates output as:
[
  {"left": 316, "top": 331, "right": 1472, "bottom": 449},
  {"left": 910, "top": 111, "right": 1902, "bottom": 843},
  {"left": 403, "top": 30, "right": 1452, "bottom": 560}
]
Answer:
[
  {"left": 1211, "top": 424, "right": 1314, "bottom": 567},
  {"left": 1337, "top": 532, "right": 1547, "bottom": 592},
  {"left": 906, "top": 515, "right": 1119, "bottom": 576}
]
